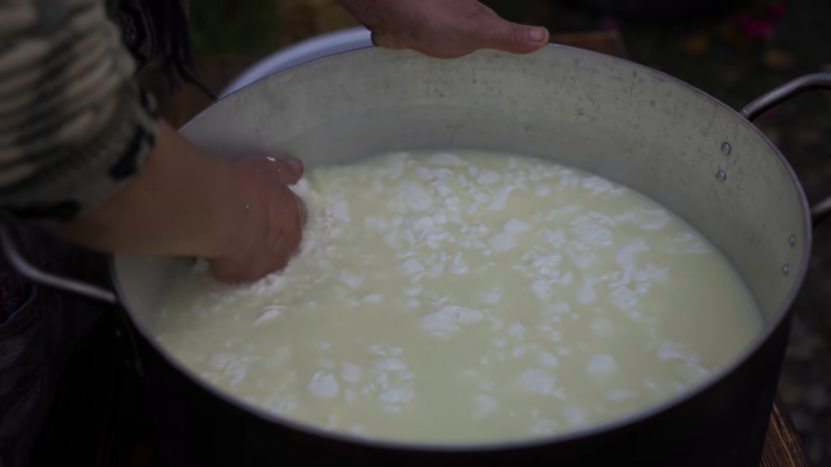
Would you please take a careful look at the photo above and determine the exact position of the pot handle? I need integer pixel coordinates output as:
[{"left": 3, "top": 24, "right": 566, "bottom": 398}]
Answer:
[
  {"left": 742, "top": 72, "right": 831, "bottom": 226},
  {"left": 742, "top": 73, "right": 831, "bottom": 120},
  {"left": 0, "top": 226, "right": 118, "bottom": 304}
]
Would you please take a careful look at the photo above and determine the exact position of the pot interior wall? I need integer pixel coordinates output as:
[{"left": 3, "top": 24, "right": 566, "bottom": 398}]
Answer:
[{"left": 116, "top": 45, "right": 806, "bottom": 362}]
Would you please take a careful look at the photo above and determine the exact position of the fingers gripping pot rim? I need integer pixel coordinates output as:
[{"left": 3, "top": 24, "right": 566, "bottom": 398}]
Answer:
[{"left": 3, "top": 47, "right": 829, "bottom": 464}]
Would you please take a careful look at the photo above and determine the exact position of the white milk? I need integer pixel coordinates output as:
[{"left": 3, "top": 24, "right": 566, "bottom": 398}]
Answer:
[{"left": 155, "top": 150, "right": 761, "bottom": 444}]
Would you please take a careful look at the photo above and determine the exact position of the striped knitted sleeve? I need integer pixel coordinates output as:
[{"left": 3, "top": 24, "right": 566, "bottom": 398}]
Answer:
[{"left": 0, "top": 0, "right": 159, "bottom": 223}]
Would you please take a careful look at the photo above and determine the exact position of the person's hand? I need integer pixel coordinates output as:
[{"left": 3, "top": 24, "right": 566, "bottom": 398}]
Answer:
[
  {"left": 336, "top": 0, "right": 550, "bottom": 59},
  {"left": 209, "top": 156, "right": 307, "bottom": 283},
  {"left": 56, "top": 122, "right": 307, "bottom": 285}
]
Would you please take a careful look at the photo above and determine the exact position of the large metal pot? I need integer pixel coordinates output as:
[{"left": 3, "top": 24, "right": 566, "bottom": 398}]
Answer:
[{"left": 5, "top": 46, "right": 831, "bottom": 466}]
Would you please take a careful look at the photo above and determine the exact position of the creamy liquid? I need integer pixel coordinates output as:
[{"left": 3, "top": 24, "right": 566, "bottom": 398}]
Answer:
[{"left": 155, "top": 150, "right": 762, "bottom": 444}]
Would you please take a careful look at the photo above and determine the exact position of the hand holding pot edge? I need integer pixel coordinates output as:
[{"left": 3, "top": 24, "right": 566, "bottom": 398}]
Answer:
[{"left": 335, "top": 0, "right": 550, "bottom": 59}]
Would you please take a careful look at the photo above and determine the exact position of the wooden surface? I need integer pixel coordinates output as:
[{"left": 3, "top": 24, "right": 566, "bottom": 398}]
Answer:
[
  {"left": 138, "top": 28, "right": 811, "bottom": 467},
  {"left": 762, "top": 399, "right": 812, "bottom": 467}
]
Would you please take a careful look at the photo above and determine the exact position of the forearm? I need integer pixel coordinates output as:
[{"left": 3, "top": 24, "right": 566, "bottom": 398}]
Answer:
[
  {"left": 1, "top": 0, "right": 241, "bottom": 259},
  {"left": 54, "top": 121, "right": 245, "bottom": 259}
]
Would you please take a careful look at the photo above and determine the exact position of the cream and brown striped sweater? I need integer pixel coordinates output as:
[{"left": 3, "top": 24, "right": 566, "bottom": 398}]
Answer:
[
  {"left": 0, "top": 1, "right": 189, "bottom": 465},
  {"left": 0, "top": 0, "right": 192, "bottom": 223}
]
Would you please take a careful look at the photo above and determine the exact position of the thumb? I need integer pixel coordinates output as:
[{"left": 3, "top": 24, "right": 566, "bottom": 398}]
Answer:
[
  {"left": 477, "top": 18, "right": 550, "bottom": 55},
  {"left": 371, "top": 31, "right": 408, "bottom": 50}
]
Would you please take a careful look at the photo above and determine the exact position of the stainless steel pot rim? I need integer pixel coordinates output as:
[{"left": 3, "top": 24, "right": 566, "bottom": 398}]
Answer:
[{"left": 114, "top": 44, "right": 813, "bottom": 452}]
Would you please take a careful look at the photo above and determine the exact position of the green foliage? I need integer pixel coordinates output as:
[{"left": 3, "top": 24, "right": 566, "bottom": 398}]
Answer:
[{"left": 189, "top": 0, "right": 280, "bottom": 55}]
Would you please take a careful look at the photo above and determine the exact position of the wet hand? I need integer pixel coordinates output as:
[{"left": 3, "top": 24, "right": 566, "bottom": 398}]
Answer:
[{"left": 209, "top": 157, "right": 307, "bottom": 283}]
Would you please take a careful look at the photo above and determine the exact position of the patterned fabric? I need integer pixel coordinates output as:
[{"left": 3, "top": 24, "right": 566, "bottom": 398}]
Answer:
[
  {"left": 0, "top": 0, "right": 191, "bottom": 465},
  {"left": 0, "top": 227, "right": 109, "bottom": 467},
  {"left": 0, "top": 259, "right": 39, "bottom": 467},
  {"left": 0, "top": 265, "right": 31, "bottom": 325},
  {"left": 0, "top": 0, "right": 201, "bottom": 224}
]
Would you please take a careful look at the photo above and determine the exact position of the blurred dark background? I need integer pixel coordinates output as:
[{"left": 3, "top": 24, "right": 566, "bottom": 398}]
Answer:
[{"left": 185, "top": 0, "right": 831, "bottom": 463}]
